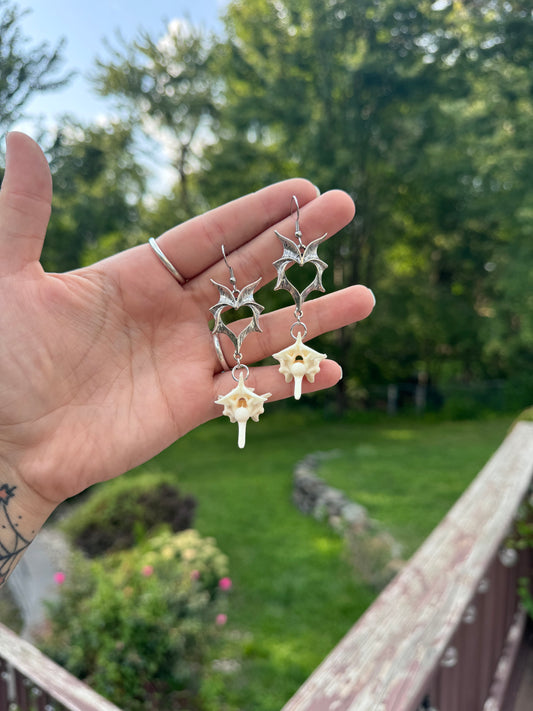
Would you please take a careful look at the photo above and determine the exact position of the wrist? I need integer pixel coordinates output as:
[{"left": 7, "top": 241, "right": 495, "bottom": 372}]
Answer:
[{"left": 0, "top": 469, "right": 57, "bottom": 587}]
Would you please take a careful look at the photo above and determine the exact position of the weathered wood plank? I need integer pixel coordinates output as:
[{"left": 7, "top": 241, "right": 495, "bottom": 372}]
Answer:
[
  {"left": 0, "top": 621, "right": 121, "bottom": 711},
  {"left": 282, "top": 422, "right": 533, "bottom": 711}
]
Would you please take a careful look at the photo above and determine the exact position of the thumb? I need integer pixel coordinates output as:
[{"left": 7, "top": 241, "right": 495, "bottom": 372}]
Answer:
[{"left": 0, "top": 132, "right": 52, "bottom": 275}]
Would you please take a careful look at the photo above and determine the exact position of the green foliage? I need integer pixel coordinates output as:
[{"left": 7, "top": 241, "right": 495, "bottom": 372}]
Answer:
[
  {"left": 61, "top": 473, "right": 197, "bottom": 557},
  {"left": 0, "top": 585, "right": 23, "bottom": 633},
  {"left": 40, "top": 529, "right": 230, "bottom": 711},
  {"left": 516, "top": 407, "right": 533, "bottom": 424},
  {"left": 506, "top": 496, "right": 533, "bottom": 621},
  {"left": 42, "top": 121, "right": 145, "bottom": 272},
  {"left": 147, "top": 412, "right": 511, "bottom": 709},
  {"left": 518, "top": 577, "right": 533, "bottom": 620},
  {"left": 24, "top": 2, "right": 530, "bottom": 406},
  {"left": 203, "top": 0, "right": 532, "bottom": 395},
  {"left": 94, "top": 20, "right": 217, "bottom": 220},
  {"left": 345, "top": 525, "right": 402, "bottom": 591},
  {"left": 0, "top": 0, "right": 71, "bottom": 134},
  {"left": 513, "top": 504, "right": 533, "bottom": 551},
  {"left": 2, "top": 2, "right": 531, "bottom": 403}
]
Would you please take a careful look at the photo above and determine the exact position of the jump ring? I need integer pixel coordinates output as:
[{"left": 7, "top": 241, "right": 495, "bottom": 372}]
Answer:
[
  {"left": 213, "top": 334, "right": 231, "bottom": 372},
  {"left": 290, "top": 321, "right": 308, "bottom": 340},
  {"left": 231, "top": 363, "right": 249, "bottom": 382},
  {"left": 148, "top": 237, "right": 186, "bottom": 285}
]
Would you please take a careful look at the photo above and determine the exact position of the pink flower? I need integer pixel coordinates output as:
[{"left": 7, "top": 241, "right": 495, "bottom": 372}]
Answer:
[
  {"left": 218, "top": 577, "right": 232, "bottom": 591},
  {"left": 216, "top": 613, "right": 227, "bottom": 626},
  {"left": 142, "top": 565, "right": 154, "bottom": 577},
  {"left": 53, "top": 572, "right": 65, "bottom": 585},
  {"left": 190, "top": 569, "right": 200, "bottom": 580}
]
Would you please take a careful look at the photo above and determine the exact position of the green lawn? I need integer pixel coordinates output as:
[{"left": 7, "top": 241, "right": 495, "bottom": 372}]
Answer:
[
  {"left": 316, "top": 416, "right": 514, "bottom": 555},
  {"left": 133, "top": 408, "right": 513, "bottom": 710}
]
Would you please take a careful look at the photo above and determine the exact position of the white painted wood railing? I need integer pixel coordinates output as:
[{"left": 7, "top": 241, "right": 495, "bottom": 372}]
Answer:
[{"left": 0, "top": 620, "right": 121, "bottom": 711}]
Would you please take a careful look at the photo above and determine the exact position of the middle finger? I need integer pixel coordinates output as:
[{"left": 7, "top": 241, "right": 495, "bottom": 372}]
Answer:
[{"left": 210, "top": 285, "right": 375, "bottom": 373}]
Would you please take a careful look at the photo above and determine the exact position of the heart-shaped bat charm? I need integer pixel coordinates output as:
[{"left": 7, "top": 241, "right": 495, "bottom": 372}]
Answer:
[
  {"left": 273, "top": 230, "right": 328, "bottom": 313},
  {"left": 210, "top": 276, "right": 264, "bottom": 357}
]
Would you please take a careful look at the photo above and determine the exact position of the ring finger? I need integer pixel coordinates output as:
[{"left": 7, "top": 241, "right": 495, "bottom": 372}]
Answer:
[{"left": 210, "top": 285, "right": 375, "bottom": 373}]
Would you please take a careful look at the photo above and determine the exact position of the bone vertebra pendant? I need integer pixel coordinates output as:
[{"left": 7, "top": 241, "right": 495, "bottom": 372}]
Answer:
[
  {"left": 272, "top": 332, "right": 327, "bottom": 400},
  {"left": 216, "top": 373, "right": 271, "bottom": 448}
]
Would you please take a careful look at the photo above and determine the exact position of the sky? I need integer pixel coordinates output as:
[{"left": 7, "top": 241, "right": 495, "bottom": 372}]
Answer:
[{"left": 17, "top": 0, "right": 227, "bottom": 134}]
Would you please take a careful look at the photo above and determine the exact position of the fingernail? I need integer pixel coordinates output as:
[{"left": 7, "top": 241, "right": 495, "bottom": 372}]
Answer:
[
  {"left": 4, "top": 132, "right": 16, "bottom": 171},
  {"left": 368, "top": 288, "right": 376, "bottom": 307},
  {"left": 338, "top": 365, "right": 343, "bottom": 380},
  {"left": 4, "top": 132, "right": 12, "bottom": 162},
  {"left": 313, "top": 184, "right": 321, "bottom": 197}
]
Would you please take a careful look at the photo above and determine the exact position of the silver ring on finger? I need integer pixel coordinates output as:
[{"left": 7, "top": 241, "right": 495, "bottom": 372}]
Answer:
[
  {"left": 213, "top": 334, "right": 231, "bottom": 371},
  {"left": 148, "top": 237, "right": 186, "bottom": 285}
]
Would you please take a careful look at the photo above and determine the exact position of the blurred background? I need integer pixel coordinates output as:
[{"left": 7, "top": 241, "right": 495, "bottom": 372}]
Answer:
[
  {"left": 1, "top": 3, "right": 532, "bottom": 710},
  {"left": 1, "top": 0, "right": 532, "bottom": 417}
]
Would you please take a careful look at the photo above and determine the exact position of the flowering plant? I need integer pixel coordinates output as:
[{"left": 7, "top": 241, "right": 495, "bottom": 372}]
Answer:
[{"left": 39, "top": 528, "right": 231, "bottom": 710}]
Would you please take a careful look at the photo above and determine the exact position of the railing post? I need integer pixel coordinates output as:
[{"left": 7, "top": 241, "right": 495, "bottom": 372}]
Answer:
[
  {"left": 0, "top": 658, "right": 9, "bottom": 709},
  {"left": 15, "top": 669, "right": 30, "bottom": 710}
]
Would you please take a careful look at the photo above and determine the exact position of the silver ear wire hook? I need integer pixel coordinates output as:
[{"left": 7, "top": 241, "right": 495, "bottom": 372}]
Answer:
[
  {"left": 221, "top": 244, "right": 238, "bottom": 296},
  {"left": 290, "top": 196, "right": 303, "bottom": 245}
]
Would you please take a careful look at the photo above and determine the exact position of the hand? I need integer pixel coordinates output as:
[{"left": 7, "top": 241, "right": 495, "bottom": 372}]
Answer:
[{"left": 0, "top": 132, "right": 374, "bottom": 517}]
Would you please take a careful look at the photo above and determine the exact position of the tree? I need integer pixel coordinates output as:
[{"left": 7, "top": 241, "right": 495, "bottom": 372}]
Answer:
[
  {"left": 201, "top": 0, "right": 533, "bottom": 406},
  {"left": 94, "top": 20, "right": 217, "bottom": 219},
  {"left": 199, "top": 1, "right": 472, "bottom": 401},
  {"left": 42, "top": 121, "right": 146, "bottom": 272},
  {"left": 457, "top": 1, "right": 533, "bottom": 390},
  {"left": 89, "top": 1, "right": 533, "bottom": 408},
  {"left": 0, "top": 0, "right": 71, "bottom": 135}
]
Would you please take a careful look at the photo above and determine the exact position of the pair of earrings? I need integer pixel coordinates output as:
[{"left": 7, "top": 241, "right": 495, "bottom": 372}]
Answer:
[{"left": 211, "top": 196, "right": 328, "bottom": 448}]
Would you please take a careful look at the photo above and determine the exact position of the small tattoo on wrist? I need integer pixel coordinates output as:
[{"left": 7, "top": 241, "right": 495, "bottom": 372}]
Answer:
[{"left": 0, "top": 484, "right": 34, "bottom": 587}]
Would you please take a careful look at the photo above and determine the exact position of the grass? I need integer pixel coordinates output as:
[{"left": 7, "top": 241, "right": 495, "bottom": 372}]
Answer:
[
  {"left": 124, "top": 407, "right": 513, "bottom": 710},
  {"left": 316, "top": 416, "right": 514, "bottom": 555}
]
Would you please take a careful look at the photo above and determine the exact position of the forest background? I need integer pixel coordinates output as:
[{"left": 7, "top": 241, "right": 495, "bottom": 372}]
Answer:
[{"left": 1, "top": 0, "right": 532, "bottom": 415}]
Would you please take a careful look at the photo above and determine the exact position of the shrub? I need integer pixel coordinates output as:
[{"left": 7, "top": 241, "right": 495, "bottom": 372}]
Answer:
[
  {"left": 345, "top": 525, "right": 404, "bottom": 590},
  {"left": 39, "top": 529, "right": 230, "bottom": 710},
  {"left": 514, "top": 406, "right": 533, "bottom": 425},
  {"left": 505, "top": 496, "right": 533, "bottom": 622},
  {"left": 62, "top": 473, "right": 197, "bottom": 556}
]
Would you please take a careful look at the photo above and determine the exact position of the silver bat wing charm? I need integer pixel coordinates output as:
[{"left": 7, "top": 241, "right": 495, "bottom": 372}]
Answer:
[
  {"left": 273, "top": 230, "right": 328, "bottom": 313},
  {"left": 209, "top": 277, "right": 264, "bottom": 356}
]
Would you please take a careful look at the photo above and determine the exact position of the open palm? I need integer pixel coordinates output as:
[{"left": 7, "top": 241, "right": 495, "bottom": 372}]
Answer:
[{"left": 0, "top": 132, "right": 374, "bottom": 514}]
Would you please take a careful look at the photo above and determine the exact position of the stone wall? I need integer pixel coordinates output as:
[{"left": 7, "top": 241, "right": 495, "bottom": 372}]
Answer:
[
  {"left": 293, "top": 452, "right": 369, "bottom": 532},
  {"left": 292, "top": 452, "right": 404, "bottom": 588}
]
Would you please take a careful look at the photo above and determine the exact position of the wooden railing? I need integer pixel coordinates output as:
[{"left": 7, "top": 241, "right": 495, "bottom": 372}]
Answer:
[
  {"left": 282, "top": 421, "right": 533, "bottom": 711},
  {"left": 0, "top": 621, "right": 120, "bottom": 710}
]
